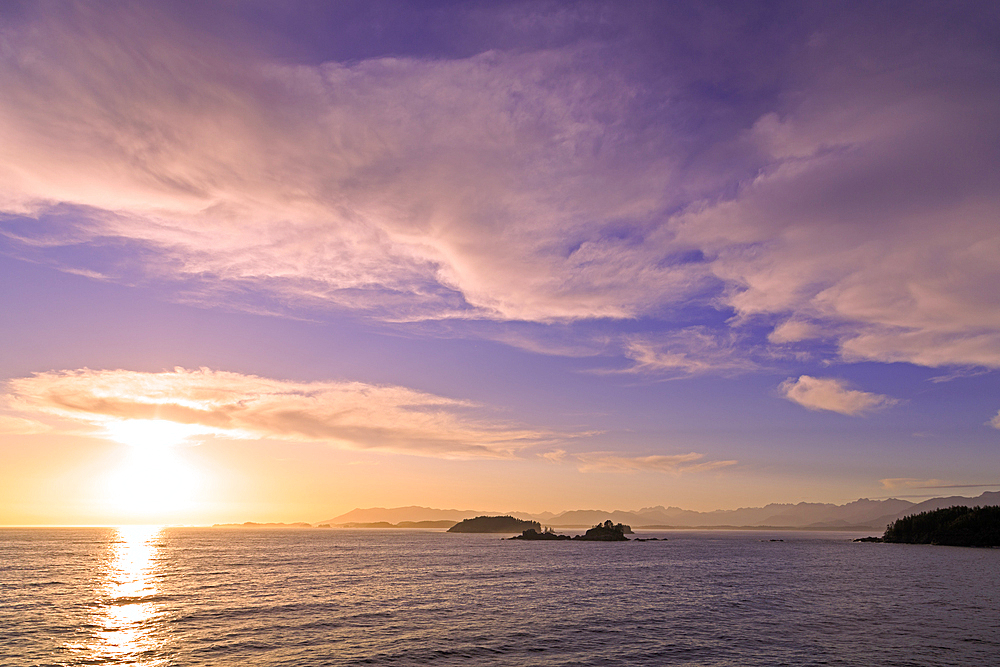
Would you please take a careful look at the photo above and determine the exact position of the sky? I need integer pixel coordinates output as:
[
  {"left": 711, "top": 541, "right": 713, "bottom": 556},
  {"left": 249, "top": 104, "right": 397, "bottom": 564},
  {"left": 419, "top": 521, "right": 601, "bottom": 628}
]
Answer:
[{"left": 1, "top": 0, "right": 999, "bottom": 525}]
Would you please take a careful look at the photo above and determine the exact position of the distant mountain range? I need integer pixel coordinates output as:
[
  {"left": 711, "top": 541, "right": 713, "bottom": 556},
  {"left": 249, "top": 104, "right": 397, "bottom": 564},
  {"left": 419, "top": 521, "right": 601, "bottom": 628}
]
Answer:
[
  {"left": 315, "top": 505, "right": 482, "bottom": 526},
  {"left": 317, "top": 492, "right": 1000, "bottom": 530}
]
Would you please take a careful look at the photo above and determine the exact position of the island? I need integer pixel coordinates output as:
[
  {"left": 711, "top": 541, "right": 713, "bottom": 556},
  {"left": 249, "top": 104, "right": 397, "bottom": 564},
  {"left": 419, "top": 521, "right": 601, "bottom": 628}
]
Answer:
[
  {"left": 575, "top": 520, "right": 631, "bottom": 541},
  {"left": 509, "top": 520, "right": 633, "bottom": 541},
  {"left": 510, "top": 527, "right": 572, "bottom": 540},
  {"left": 882, "top": 505, "right": 1000, "bottom": 547},
  {"left": 448, "top": 515, "right": 541, "bottom": 533}
]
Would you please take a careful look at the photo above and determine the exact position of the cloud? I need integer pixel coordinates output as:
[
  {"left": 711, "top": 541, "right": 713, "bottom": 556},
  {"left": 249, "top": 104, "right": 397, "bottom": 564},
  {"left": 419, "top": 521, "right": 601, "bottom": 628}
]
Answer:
[
  {"left": 928, "top": 368, "right": 991, "bottom": 383},
  {"left": 611, "top": 327, "right": 760, "bottom": 378},
  {"left": 682, "top": 85, "right": 1000, "bottom": 368},
  {"left": 4, "top": 368, "right": 559, "bottom": 459},
  {"left": 574, "top": 451, "right": 736, "bottom": 474},
  {"left": 768, "top": 319, "right": 820, "bottom": 344},
  {"left": 540, "top": 449, "right": 567, "bottom": 463},
  {"left": 779, "top": 375, "right": 898, "bottom": 416},
  {"left": 990, "top": 411, "right": 1000, "bottom": 430},
  {"left": 1, "top": 4, "right": 998, "bottom": 371},
  {"left": 0, "top": 4, "right": 710, "bottom": 324},
  {"left": 879, "top": 478, "right": 945, "bottom": 491},
  {"left": 880, "top": 478, "right": 1000, "bottom": 491},
  {"left": 0, "top": 414, "right": 51, "bottom": 435}
]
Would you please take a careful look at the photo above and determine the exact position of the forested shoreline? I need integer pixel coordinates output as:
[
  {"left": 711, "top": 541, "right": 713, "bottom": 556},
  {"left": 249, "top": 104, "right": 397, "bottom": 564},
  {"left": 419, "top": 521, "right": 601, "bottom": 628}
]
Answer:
[{"left": 882, "top": 506, "right": 1000, "bottom": 547}]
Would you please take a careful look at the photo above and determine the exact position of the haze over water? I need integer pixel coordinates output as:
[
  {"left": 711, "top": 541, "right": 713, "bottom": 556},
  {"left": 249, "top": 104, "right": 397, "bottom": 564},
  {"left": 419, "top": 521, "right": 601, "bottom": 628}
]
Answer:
[{"left": 4, "top": 528, "right": 998, "bottom": 666}]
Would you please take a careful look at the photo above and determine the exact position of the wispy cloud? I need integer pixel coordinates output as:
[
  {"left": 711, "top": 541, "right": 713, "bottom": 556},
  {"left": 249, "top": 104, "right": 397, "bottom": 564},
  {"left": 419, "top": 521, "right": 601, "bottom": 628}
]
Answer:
[
  {"left": 540, "top": 449, "right": 568, "bottom": 463},
  {"left": 607, "top": 328, "right": 760, "bottom": 378},
  {"left": 879, "top": 478, "right": 946, "bottom": 491},
  {"left": 0, "top": 4, "right": 707, "bottom": 324},
  {"left": 574, "top": 451, "right": 736, "bottom": 474},
  {"left": 4, "top": 368, "right": 558, "bottom": 459},
  {"left": 0, "top": 414, "right": 51, "bottom": 435},
  {"left": 779, "top": 376, "right": 898, "bottom": 416},
  {"left": 1, "top": 4, "right": 998, "bottom": 372},
  {"left": 880, "top": 478, "right": 1000, "bottom": 491},
  {"left": 928, "top": 368, "right": 991, "bottom": 383},
  {"left": 990, "top": 410, "right": 1000, "bottom": 430}
]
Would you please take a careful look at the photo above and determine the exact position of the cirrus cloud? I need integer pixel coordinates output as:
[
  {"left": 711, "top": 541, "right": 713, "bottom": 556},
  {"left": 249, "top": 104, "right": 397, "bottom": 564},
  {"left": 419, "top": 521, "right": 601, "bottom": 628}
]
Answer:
[
  {"left": 0, "top": 3, "right": 998, "bottom": 374},
  {"left": 0, "top": 3, "right": 706, "bottom": 324},
  {"left": 612, "top": 327, "right": 761, "bottom": 378}
]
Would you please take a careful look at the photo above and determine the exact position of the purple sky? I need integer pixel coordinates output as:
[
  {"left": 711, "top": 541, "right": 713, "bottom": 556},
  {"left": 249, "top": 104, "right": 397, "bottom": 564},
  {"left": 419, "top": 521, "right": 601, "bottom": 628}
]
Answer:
[{"left": 1, "top": 1, "right": 998, "bottom": 524}]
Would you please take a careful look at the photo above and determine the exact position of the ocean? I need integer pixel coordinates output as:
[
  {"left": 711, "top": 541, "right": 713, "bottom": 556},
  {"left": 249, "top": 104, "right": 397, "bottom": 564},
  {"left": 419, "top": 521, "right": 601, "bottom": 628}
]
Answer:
[{"left": 2, "top": 527, "right": 998, "bottom": 666}]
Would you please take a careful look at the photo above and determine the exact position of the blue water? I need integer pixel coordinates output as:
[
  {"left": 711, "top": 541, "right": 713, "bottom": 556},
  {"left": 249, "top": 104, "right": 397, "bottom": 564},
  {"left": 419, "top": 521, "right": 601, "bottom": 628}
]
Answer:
[{"left": 2, "top": 527, "right": 998, "bottom": 666}]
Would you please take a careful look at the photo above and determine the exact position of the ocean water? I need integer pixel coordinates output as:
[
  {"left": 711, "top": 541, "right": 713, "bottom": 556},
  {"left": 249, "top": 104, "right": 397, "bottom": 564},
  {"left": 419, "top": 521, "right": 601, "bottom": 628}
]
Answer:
[{"left": 2, "top": 527, "right": 998, "bottom": 666}]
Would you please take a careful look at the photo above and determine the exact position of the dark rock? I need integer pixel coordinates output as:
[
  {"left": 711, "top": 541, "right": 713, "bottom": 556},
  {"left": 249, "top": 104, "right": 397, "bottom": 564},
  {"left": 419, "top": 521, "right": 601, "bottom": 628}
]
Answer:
[{"left": 509, "top": 528, "right": 572, "bottom": 540}]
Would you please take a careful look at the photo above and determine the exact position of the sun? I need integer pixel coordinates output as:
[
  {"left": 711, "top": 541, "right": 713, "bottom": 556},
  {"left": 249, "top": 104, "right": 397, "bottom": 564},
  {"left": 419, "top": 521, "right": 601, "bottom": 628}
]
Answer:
[
  {"left": 103, "top": 418, "right": 208, "bottom": 448},
  {"left": 98, "top": 419, "right": 208, "bottom": 521}
]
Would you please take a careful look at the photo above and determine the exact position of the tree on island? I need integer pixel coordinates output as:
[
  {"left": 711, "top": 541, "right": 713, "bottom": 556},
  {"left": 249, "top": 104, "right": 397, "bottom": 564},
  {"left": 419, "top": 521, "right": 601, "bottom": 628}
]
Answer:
[{"left": 882, "top": 505, "right": 1000, "bottom": 547}]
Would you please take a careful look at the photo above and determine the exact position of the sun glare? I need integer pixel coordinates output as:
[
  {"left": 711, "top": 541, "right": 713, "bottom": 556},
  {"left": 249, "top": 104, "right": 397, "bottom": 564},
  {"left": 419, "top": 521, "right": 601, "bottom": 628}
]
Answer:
[
  {"left": 103, "top": 419, "right": 208, "bottom": 448},
  {"left": 99, "top": 419, "right": 207, "bottom": 521}
]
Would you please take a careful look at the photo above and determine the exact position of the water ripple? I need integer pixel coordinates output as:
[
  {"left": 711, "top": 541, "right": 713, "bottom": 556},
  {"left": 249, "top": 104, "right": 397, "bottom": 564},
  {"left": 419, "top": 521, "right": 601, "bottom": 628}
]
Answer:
[{"left": 1, "top": 528, "right": 998, "bottom": 666}]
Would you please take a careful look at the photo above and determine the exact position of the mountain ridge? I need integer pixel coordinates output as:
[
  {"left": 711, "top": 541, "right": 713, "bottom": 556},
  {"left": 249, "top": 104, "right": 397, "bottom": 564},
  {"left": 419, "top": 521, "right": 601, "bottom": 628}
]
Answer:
[
  {"left": 316, "top": 505, "right": 483, "bottom": 526},
  {"left": 317, "top": 492, "right": 1000, "bottom": 530}
]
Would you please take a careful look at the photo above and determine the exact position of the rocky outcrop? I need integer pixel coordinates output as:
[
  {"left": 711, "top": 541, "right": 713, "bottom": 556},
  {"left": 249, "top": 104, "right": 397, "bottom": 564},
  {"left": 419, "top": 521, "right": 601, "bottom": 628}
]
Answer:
[{"left": 574, "top": 520, "right": 630, "bottom": 541}]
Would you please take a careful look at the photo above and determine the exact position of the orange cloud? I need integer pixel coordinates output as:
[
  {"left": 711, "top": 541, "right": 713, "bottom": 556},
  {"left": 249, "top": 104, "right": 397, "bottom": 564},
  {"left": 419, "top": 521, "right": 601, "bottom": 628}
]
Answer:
[
  {"left": 879, "top": 478, "right": 945, "bottom": 490},
  {"left": 0, "top": 414, "right": 51, "bottom": 435},
  {"left": 5, "top": 368, "right": 558, "bottom": 459}
]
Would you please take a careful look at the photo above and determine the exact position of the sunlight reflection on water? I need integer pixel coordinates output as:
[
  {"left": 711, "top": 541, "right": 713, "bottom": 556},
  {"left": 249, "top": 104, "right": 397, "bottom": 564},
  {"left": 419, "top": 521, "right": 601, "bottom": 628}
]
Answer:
[
  {"left": 3, "top": 528, "right": 993, "bottom": 666},
  {"left": 87, "top": 526, "right": 165, "bottom": 666}
]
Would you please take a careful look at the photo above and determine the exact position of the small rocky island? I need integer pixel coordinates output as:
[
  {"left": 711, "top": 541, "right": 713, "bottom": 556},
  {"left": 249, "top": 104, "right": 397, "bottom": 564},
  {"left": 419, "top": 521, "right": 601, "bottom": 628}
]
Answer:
[
  {"left": 510, "top": 520, "right": 633, "bottom": 541},
  {"left": 854, "top": 505, "right": 1000, "bottom": 547},
  {"left": 448, "top": 515, "right": 541, "bottom": 533},
  {"left": 510, "top": 528, "right": 572, "bottom": 540}
]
